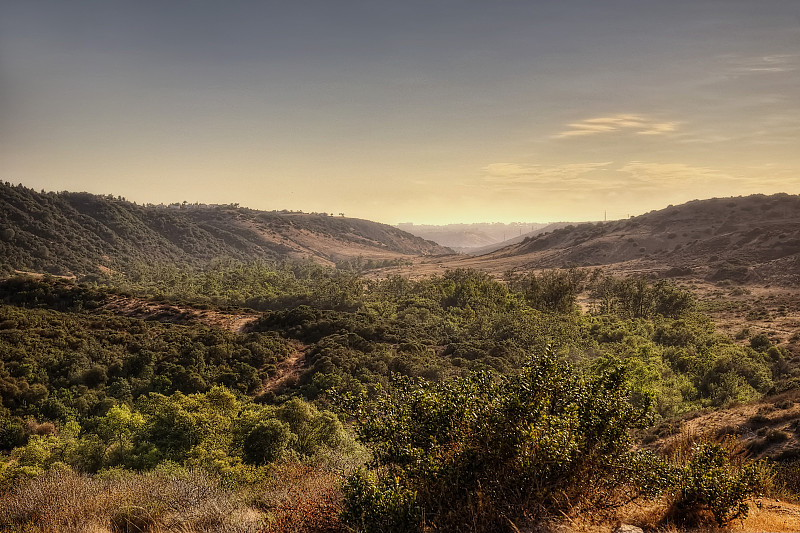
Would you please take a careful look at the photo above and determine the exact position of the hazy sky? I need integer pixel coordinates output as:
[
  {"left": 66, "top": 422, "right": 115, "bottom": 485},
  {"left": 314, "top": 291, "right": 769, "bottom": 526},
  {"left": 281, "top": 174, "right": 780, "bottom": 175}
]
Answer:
[{"left": 2, "top": 1, "right": 799, "bottom": 224}]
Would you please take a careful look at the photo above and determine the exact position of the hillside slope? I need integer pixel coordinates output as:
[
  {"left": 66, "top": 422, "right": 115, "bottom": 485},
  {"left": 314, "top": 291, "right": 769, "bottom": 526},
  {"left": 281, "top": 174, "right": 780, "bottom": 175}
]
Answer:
[
  {"left": 0, "top": 183, "right": 449, "bottom": 276},
  {"left": 475, "top": 194, "right": 800, "bottom": 284}
]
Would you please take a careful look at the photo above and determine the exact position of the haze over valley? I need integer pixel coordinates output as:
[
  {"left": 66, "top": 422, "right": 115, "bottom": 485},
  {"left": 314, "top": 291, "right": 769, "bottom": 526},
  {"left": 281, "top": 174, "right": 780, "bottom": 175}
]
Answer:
[{"left": 395, "top": 222, "right": 556, "bottom": 252}]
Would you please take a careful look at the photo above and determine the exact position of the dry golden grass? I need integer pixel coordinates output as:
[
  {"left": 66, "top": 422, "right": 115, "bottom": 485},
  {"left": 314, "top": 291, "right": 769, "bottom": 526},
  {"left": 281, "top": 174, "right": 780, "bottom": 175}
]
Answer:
[
  {"left": 535, "top": 425, "right": 798, "bottom": 533},
  {"left": 3, "top": 466, "right": 799, "bottom": 533},
  {"left": 0, "top": 468, "right": 265, "bottom": 533},
  {"left": 0, "top": 461, "right": 351, "bottom": 533},
  {"left": 732, "top": 499, "right": 800, "bottom": 532},
  {"left": 255, "top": 461, "right": 345, "bottom": 533},
  {"left": 542, "top": 497, "right": 800, "bottom": 533}
]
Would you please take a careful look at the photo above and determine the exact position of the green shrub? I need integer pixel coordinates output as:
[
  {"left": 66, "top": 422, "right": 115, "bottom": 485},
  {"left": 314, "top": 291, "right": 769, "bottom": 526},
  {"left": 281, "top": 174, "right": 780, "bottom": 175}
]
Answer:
[
  {"left": 341, "top": 348, "right": 656, "bottom": 532},
  {"left": 670, "top": 442, "right": 764, "bottom": 526},
  {"left": 243, "top": 419, "right": 294, "bottom": 464},
  {"left": 342, "top": 469, "right": 421, "bottom": 533}
]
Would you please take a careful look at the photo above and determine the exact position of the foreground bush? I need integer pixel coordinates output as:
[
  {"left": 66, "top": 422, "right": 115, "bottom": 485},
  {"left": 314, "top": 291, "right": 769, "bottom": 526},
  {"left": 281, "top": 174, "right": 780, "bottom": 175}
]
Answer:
[
  {"left": 341, "top": 349, "right": 657, "bottom": 532},
  {"left": 672, "top": 442, "right": 763, "bottom": 526},
  {"left": 0, "top": 388, "right": 355, "bottom": 484}
]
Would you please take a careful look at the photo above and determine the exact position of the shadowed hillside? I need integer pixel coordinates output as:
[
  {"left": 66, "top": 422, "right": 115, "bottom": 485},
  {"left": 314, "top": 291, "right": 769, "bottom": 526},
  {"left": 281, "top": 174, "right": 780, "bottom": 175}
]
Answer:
[{"left": 0, "top": 182, "right": 450, "bottom": 276}]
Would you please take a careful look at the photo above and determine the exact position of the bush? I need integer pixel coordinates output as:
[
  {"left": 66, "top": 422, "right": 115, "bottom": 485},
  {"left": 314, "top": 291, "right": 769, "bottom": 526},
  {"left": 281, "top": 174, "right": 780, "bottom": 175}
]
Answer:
[
  {"left": 341, "top": 469, "right": 420, "bottom": 533},
  {"left": 340, "top": 348, "right": 656, "bottom": 532},
  {"left": 750, "top": 333, "right": 772, "bottom": 352},
  {"left": 243, "top": 419, "right": 294, "bottom": 464},
  {"left": 668, "top": 441, "right": 765, "bottom": 527}
]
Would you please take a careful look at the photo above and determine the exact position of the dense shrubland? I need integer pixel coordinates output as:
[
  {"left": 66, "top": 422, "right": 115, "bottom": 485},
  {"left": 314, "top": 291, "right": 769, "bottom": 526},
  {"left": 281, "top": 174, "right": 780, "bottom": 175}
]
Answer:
[
  {"left": 0, "top": 386, "right": 354, "bottom": 485},
  {"left": 0, "top": 264, "right": 793, "bottom": 531}
]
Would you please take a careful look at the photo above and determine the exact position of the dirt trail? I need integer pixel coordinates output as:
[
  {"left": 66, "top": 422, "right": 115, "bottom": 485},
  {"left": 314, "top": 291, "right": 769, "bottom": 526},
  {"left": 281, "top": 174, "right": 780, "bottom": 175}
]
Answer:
[
  {"left": 13, "top": 269, "right": 76, "bottom": 280},
  {"left": 262, "top": 341, "right": 307, "bottom": 393}
]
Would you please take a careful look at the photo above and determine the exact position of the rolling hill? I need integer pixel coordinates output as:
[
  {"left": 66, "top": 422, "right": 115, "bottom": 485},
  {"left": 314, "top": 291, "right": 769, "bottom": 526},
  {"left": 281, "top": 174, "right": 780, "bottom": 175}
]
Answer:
[
  {"left": 403, "top": 194, "right": 800, "bottom": 286},
  {"left": 412, "top": 194, "right": 800, "bottom": 285},
  {"left": 0, "top": 182, "right": 450, "bottom": 277},
  {"left": 502, "top": 193, "right": 800, "bottom": 281}
]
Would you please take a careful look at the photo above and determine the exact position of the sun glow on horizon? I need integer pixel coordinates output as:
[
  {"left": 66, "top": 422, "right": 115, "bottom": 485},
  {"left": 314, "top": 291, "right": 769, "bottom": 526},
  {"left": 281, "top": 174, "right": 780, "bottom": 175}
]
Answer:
[{"left": 2, "top": 2, "right": 799, "bottom": 225}]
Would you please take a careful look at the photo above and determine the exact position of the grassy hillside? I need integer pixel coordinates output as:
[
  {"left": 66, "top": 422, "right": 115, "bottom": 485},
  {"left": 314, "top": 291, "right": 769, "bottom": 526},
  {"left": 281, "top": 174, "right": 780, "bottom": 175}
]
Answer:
[
  {"left": 0, "top": 182, "right": 449, "bottom": 277},
  {"left": 490, "top": 193, "right": 800, "bottom": 284}
]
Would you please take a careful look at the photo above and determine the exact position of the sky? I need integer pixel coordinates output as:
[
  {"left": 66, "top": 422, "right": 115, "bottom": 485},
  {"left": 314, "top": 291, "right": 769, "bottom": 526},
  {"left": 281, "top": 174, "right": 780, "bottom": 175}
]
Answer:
[{"left": 1, "top": 1, "right": 799, "bottom": 224}]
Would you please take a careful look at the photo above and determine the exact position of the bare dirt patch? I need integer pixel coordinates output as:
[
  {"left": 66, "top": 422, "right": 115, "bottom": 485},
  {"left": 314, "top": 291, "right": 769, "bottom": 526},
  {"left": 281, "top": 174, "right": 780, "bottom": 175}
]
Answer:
[{"left": 102, "top": 295, "right": 259, "bottom": 333}]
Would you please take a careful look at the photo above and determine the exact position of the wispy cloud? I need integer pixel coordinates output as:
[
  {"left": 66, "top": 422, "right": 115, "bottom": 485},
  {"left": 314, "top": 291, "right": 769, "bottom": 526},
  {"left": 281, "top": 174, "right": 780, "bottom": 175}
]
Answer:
[
  {"left": 554, "top": 114, "right": 679, "bottom": 139},
  {"left": 617, "top": 161, "right": 731, "bottom": 185},
  {"left": 482, "top": 162, "right": 612, "bottom": 184},
  {"left": 724, "top": 54, "right": 799, "bottom": 75}
]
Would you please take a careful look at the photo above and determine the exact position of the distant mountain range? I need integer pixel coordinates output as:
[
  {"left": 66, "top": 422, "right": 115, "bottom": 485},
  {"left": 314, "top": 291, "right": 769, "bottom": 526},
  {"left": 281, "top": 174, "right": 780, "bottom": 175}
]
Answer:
[
  {"left": 0, "top": 183, "right": 450, "bottom": 277},
  {"left": 464, "top": 222, "right": 574, "bottom": 255},
  {"left": 395, "top": 222, "right": 552, "bottom": 252}
]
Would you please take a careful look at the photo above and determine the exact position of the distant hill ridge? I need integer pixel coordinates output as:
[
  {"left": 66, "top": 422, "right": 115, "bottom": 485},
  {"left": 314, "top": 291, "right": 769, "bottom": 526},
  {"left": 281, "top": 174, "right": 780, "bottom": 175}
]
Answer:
[
  {"left": 0, "top": 182, "right": 450, "bottom": 276},
  {"left": 466, "top": 222, "right": 574, "bottom": 256},
  {"left": 483, "top": 193, "right": 800, "bottom": 284},
  {"left": 396, "top": 222, "right": 551, "bottom": 251}
]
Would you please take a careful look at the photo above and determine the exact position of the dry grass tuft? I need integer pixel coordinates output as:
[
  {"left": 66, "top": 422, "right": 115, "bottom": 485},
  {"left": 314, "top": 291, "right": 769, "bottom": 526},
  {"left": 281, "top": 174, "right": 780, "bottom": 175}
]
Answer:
[
  {"left": 0, "top": 468, "right": 265, "bottom": 533},
  {"left": 662, "top": 426, "right": 747, "bottom": 465},
  {"left": 0, "top": 456, "right": 352, "bottom": 533}
]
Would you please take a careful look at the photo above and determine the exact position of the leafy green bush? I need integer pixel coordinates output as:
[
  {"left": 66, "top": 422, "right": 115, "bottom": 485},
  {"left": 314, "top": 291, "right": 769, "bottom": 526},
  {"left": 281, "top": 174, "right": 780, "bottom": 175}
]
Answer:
[
  {"left": 670, "top": 442, "right": 764, "bottom": 526},
  {"left": 342, "top": 469, "right": 421, "bottom": 533},
  {"left": 508, "top": 268, "right": 585, "bottom": 313},
  {"left": 341, "top": 348, "right": 656, "bottom": 532},
  {"left": 243, "top": 418, "right": 294, "bottom": 464}
]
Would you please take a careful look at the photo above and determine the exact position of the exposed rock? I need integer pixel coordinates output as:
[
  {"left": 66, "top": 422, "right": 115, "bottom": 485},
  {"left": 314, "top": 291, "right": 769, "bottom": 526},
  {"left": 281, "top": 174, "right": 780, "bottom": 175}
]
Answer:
[{"left": 612, "top": 524, "right": 644, "bottom": 533}]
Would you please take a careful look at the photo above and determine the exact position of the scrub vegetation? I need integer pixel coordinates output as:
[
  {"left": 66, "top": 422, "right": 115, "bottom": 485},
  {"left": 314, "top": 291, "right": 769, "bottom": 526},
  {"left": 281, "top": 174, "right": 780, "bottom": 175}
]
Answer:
[{"left": 1, "top": 261, "right": 796, "bottom": 532}]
